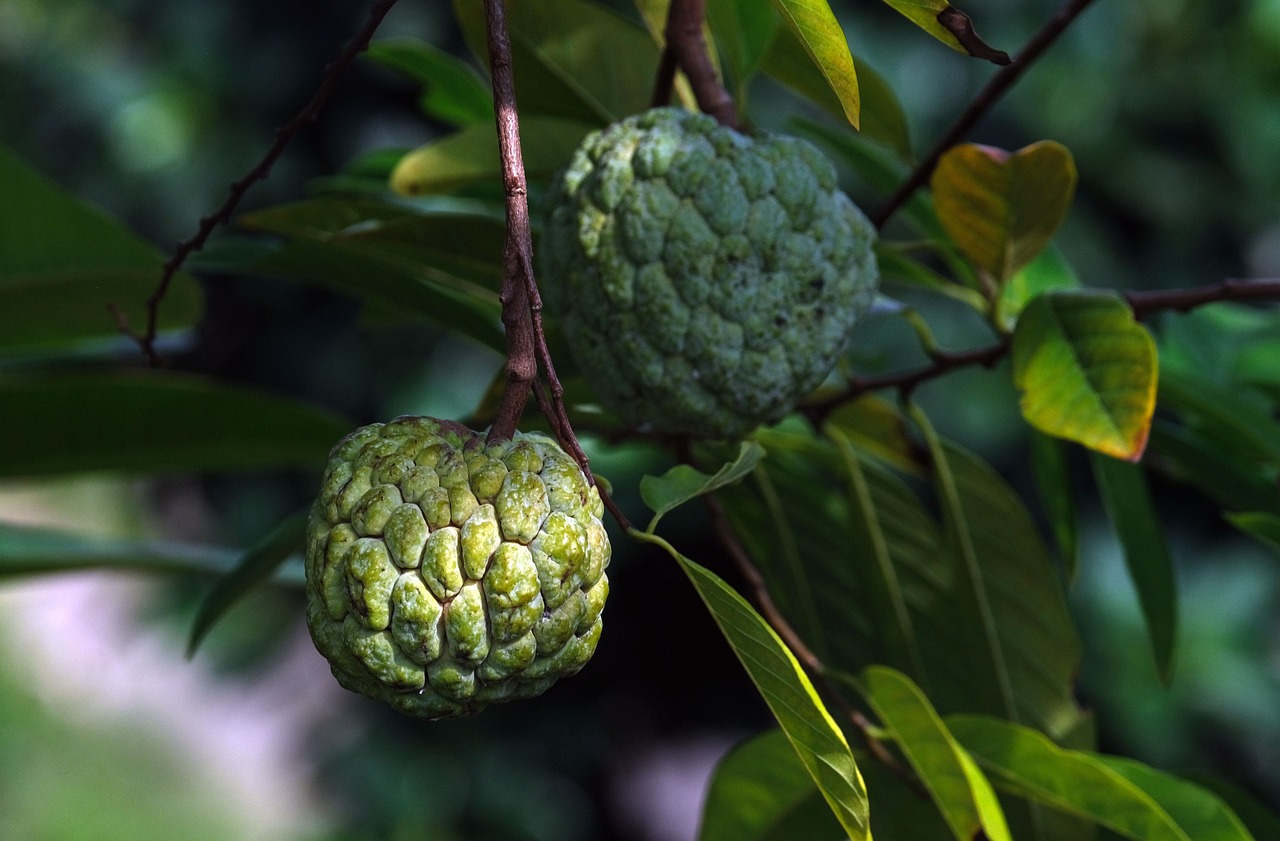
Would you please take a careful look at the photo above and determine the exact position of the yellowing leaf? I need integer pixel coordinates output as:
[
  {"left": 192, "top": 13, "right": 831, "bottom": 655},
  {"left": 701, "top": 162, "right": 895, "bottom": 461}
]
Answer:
[
  {"left": 1012, "top": 291, "right": 1158, "bottom": 461},
  {"left": 933, "top": 141, "right": 1077, "bottom": 285},
  {"left": 768, "top": 0, "right": 860, "bottom": 128}
]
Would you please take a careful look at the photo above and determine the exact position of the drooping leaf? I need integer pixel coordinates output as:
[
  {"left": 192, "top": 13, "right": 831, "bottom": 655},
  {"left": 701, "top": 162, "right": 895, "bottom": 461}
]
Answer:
[
  {"left": 858, "top": 666, "right": 1011, "bottom": 841},
  {"left": 640, "top": 441, "right": 766, "bottom": 531},
  {"left": 365, "top": 39, "right": 494, "bottom": 126},
  {"left": 698, "top": 729, "right": 844, "bottom": 841},
  {"left": 454, "top": 0, "right": 659, "bottom": 124},
  {"left": 1226, "top": 511, "right": 1280, "bottom": 555},
  {"left": 766, "top": 0, "right": 860, "bottom": 128},
  {"left": 1029, "top": 429, "right": 1078, "bottom": 581},
  {"left": 821, "top": 394, "right": 920, "bottom": 476},
  {"left": 932, "top": 142, "right": 1077, "bottom": 285},
  {"left": 632, "top": 531, "right": 871, "bottom": 841},
  {"left": 949, "top": 715, "right": 1256, "bottom": 841},
  {"left": 706, "top": 0, "right": 781, "bottom": 99},
  {"left": 878, "top": 0, "right": 1010, "bottom": 63},
  {"left": 0, "top": 145, "right": 201, "bottom": 356},
  {"left": 187, "top": 509, "right": 309, "bottom": 656},
  {"left": 0, "top": 521, "right": 304, "bottom": 585},
  {"left": 1012, "top": 291, "right": 1158, "bottom": 461},
  {"left": 0, "top": 373, "right": 351, "bottom": 478},
  {"left": 1091, "top": 453, "right": 1178, "bottom": 683}
]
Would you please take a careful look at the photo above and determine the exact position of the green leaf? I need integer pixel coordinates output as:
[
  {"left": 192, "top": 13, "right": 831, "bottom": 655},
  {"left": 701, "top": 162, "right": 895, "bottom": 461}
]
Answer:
[
  {"left": 391, "top": 116, "right": 594, "bottom": 196},
  {"left": 858, "top": 666, "right": 1011, "bottom": 841},
  {"left": 365, "top": 39, "right": 494, "bottom": 126},
  {"left": 186, "top": 509, "right": 308, "bottom": 656},
  {"left": 821, "top": 394, "right": 920, "bottom": 476},
  {"left": 453, "top": 0, "right": 659, "bottom": 124},
  {"left": 707, "top": 0, "right": 781, "bottom": 99},
  {"left": 879, "top": 0, "right": 1010, "bottom": 63},
  {"left": 996, "top": 244, "right": 1081, "bottom": 330},
  {"left": 1091, "top": 452, "right": 1178, "bottom": 683},
  {"left": 699, "top": 729, "right": 844, "bottom": 841},
  {"left": 0, "top": 373, "right": 351, "bottom": 478},
  {"left": 1012, "top": 290, "right": 1158, "bottom": 461},
  {"left": 639, "top": 441, "right": 766, "bottom": 531},
  {"left": 1226, "top": 511, "right": 1280, "bottom": 555},
  {"left": 932, "top": 142, "right": 1077, "bottom": 285},
  {"left": 1028, "top": 430, "right": 1078, "bottom": 581},
  {"left": 632, "top": 530, "right": 870, "bottom": 841},
  {"left": 1156, "top": 368, "right": 1280, "bottom": 469},
  {"left": 949, "top": 715, "right": 1256, "bottom": 841},
  {"left": 766, "top": 0, "right": 860, "bottom": 128},
  {"left": 0, "top": 521, "right": 303, "bottom": 585},
  {"left": 0, "top": 145, "right": 201, "bottom": 356}
]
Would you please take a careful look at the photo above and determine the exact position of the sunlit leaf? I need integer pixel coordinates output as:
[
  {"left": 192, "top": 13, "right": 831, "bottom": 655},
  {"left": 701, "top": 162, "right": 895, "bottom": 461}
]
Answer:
[
  {"left": 878, "top": 0, "right": 1009, "bottom": 63},
  {"left": 0, "top": 521, "right": 304, "bottom": 585},
  {"left": 632, "top": 531, "right": 871, "bottom": 840},
  {"left": 0, "top": 373, "right": 351, "bottom": 478},
  {"left": 699, "top": 729, "right": 844, "bottom": 841},
  {"left": 1012, "top": 291, "right": 1158, "bottom": 461},
  {"left": 858, "top": 666, "right": 1011, "bottom": 841},
  {"left": 1091, "top": 453, "right": 1178, "bottom": 683},
  {"left": 932, "top": 142, "right": 1077, "bottom": 285},
  {"left": 640, "top": 441, "right": 766, "bottom": 531},
  {"left": 366, "top": 39, "right": 493, "bottom": 126},
  {"left": 454, "top": 0, "right": 659, "bottom": 124},
  {"left": 949, "top": 715, "right": 1256, "bottom": 841},
  {"left": 767, "top": 0, "right": 860, "bottom": 128},
  {"left": 0, "top": 145, "right": 201, "bottom": 356},
  {"left": 187, "top": 509, "right": 308, "bottom": 656}
]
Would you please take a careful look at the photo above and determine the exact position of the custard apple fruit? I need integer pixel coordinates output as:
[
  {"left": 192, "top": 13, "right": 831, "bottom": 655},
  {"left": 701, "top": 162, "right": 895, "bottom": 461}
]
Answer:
[
  {"left": 540, "top": 107, "right": 879, "bottom": 439},
  {"left": 304, "top": 416, "right": 610, "bottom": 719}
]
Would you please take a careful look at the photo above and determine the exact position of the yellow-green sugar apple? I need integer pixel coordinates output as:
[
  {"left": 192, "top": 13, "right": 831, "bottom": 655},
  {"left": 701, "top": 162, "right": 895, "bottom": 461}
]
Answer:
[
  {"left": 540, "top": 107, "right": 879, "bottom": 439},
  {"left": 304, "top": 416, "right": 610, "bottom": 719}
]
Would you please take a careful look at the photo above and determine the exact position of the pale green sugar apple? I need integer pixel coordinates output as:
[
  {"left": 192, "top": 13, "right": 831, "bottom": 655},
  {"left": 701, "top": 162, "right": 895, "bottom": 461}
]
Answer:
[
  {"left": 304, "top": 416, "right": 610, "bottom": 719},
  {"left": 540, "top": 107, "right": 879, "bottom": 439}
]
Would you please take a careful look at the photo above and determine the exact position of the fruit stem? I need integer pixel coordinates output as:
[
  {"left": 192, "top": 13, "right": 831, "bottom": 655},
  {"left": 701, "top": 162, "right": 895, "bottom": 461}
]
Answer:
[{"left": 653, "top": 0, "right": 739, "bottom": 129}]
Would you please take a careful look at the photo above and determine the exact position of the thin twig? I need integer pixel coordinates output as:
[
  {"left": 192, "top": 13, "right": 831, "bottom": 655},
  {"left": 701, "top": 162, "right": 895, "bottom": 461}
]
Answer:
[
  {"left": 872, "top": 0, "right": 1098, "bottom": 229},
  {"left": 112, "top": 0, "right": 401, "bottom": 365},
  {"left": 805, "top": 277, "right": 1280, "bottom": 425},
  {"left": 658, "top": 0, "right": 738, "bottom": 128}
]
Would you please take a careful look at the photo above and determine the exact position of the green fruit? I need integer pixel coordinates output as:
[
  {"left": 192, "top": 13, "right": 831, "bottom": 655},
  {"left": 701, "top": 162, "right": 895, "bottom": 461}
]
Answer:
[
  {"left": 304, "top": 416, "right": 610, "bottom": 719},
  {"left": 540, "top": 107, "right": 879, "bottom": 439}
]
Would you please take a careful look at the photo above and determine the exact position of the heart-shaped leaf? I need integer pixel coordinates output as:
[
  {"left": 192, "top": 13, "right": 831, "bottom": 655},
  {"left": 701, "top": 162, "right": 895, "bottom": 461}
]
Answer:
[
  {"left": 932, "top": 141, "right": 1077, "bottom": 286},
  {"left": 1012, "top": 290, "right": 1157, "bottom": 461}
]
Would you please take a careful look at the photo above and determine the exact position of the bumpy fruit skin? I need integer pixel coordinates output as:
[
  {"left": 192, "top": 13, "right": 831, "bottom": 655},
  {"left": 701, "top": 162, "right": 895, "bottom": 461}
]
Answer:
[
  {"left": 304, "top": 416, "right": 610, "bottom": 719},
  {"left": 540, "top": 107, "right": 879, "bottom": 439}
]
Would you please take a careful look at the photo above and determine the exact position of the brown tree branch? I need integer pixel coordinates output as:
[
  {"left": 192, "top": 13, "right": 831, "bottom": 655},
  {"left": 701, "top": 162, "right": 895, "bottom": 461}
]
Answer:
[
  {"left": 872, "top": 0, "right": 1098, "bottom": 230},
  {"left": 111, "top": 0, "right": 401, "bottom": 366},
  {"left": 804, "top": 278, "right": 1280, "bottom": 425},
  {"left": 655, "top": 0, "right": 739, "bottom": 129}
]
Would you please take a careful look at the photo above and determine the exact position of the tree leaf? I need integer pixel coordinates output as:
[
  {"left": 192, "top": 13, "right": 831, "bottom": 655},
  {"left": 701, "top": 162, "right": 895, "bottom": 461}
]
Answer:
[
  {"left": 0, "top": 145, "right": 201, "bottom": 356},
  {"left": 186, "top": 508, "right": 308, "bottom": 656},
  {"left": 632, "top": 530, "right": 871, "bottom": 841},
  {"left": 1156, "top": 368, "right": 1280, "bottom": 469},
  {"left": 0, "top": 373, "right": 351, "bottom": 478},
  {"left": 1091, "top": 452, "right": 1178, "bottom": 683},
  {"left": 639, "top": 441, "right": 766, "bottom": 531},
  {"left": 932, "top": 142, "right": 1077, "bottom": 285},
  {"left": 1012, "top": 290, "right": 1158, "bottom": 461},
  {"left": 767, "top": 0, "right": 860, "bottom": 128},
  {"left": 948, "top": 715, "right": 1256, "bottom": 841},
  {"left": 821, "top": 394, "right": 920, "bottom": 476},
  {"left": 0, "top": 521, "right": 303, "bottom": 585},
  {"left": 454, "top": 0, "right": 658, "bottom": 124},
  {"left": 391, "top": 115, "right": 595, "bottom": 196},
  {"left": 1029, "top": 429, "right": 1079, "bottom": 581},
  {"left": 858, "top": 666, "right": 1011, "bottom": 841},
  {"left": 878, "top": 0, "right": 1010, "bottom": 63},
  {"left": 1225, "top": 511, "right": 1280, "bottom": 555},
  {"left": 365, "top": 39, "right": 494, "bottom": 126},
  {"left": 699, "top": 729, "right": 844, "bottom": 841},
  {"left": 996, "top": 244, "right": 1081, "bottom": 330},
  {"left": 707, "top": 0, "right": 781, "bottom": 99}
]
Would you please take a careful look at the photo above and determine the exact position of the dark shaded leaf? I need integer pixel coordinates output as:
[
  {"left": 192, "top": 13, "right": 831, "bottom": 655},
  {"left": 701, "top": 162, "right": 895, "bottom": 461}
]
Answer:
[{"left": 366, "top": 39, "right": 493, "bottom": 126}]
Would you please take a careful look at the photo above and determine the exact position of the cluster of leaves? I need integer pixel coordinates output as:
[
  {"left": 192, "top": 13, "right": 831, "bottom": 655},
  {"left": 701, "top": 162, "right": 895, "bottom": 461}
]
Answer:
[{"left": 3, "top": 0, "right": 1280, "bottom": 839}]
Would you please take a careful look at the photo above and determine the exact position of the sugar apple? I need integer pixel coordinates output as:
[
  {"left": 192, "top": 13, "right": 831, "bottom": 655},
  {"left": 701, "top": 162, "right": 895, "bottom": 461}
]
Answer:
[
  {"left": 304, "top": 416, "right": 610, "bottom": 719},
  {"left": 540, "top": 107, "right": 879, "bottom": 439}
]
